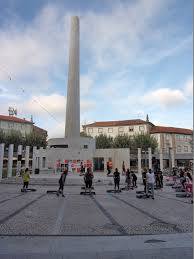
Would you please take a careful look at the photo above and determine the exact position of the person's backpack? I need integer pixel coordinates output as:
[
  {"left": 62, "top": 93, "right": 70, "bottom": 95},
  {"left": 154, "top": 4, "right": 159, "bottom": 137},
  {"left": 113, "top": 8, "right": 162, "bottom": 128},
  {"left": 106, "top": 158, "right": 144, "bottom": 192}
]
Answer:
[{"left": 133, "top": 174, "right": 137, "bottom": 180}]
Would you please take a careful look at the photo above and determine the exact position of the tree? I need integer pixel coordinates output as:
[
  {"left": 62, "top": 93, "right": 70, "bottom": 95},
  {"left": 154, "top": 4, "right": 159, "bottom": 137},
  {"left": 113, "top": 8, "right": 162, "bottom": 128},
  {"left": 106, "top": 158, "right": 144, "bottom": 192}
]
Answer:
[
  {"left": 132, "top": 133, "right": 158, "bottom": 153},
  {"left": 0, "top": 129, "right": 6, "bottom": 144},
  {"left": 80, "top": 131, "right": 92, "bottom": 138},
  {"left": 24, "top": 131, "right": 47, "bottom": 148},
  {"left": 113, "top": 134, "right": 133, "bottom": 148},
  {"left": 5, "top": 130, "right": 24, "bottom": 151},
  {"left": 95, "top": 134, "right": 113, "bottom": 149}
]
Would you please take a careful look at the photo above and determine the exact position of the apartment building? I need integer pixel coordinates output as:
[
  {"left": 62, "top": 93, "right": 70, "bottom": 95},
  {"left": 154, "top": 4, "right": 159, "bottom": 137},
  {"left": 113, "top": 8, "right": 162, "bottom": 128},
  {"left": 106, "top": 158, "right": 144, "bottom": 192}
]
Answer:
[
  {"left": 0, "top": 115, "right": 47, "bottom": 138},
  {"left": 83, "top": 118, "right": 193, "bottom": 168},
  {"left": 83, "top": 119, "right": 153, "bottom": 138}
]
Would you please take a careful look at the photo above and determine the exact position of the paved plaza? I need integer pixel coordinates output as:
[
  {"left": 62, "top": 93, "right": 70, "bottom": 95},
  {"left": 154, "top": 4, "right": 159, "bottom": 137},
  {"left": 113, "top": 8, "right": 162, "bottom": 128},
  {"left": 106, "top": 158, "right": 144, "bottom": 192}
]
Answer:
[{"left": 0, "top": 175, "right": 192, "bottom": 258}]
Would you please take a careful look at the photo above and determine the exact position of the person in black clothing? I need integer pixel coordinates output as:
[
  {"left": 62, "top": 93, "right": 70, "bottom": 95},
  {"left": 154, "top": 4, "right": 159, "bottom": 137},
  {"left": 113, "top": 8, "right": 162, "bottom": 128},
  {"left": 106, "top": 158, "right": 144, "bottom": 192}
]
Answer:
[
  {"left": 142, "top": 169, "right": 147, "bottom": 193},
  {"left": 155, "top": 170, "right": 160, "bottom": 188},
  {"left": 113, "top": 168, "right": 120, "bottom": 190},
  {"left": 158, "top": 169, "right": 163, "bottom": 188},
  {"left": 84, "top": 168, "right": 94, "bottom": 193},
  {"left": 180, "top": 170, "right": 186, "bottom": 188},
  {"left": 80, "top": 162, "right": 85, "bottom": 175},
  {"left": 57, "top": 168, "right": 68, "bottom": 197},
  {"left": 132, "top": 171, "right": 137, "bottom": 187},
  {"left": 125, "top": 169, "right": 131, "bottom": 189}
]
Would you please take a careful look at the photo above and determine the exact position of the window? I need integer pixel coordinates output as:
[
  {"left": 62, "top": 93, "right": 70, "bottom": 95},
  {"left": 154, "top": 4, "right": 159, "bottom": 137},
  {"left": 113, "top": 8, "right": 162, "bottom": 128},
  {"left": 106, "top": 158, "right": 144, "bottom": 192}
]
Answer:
[
  {"left": 139, "top": 126, "right": 144, "bottom": 131},
  {"left": 83, "top": 145, "right": 88, "bottom": 149},
  {"left": 129, "top": 126, "right": 134, "bottom": 132},
  {"left": 184, "top": 146, "right": 188, "bottom": 152},
  {"left": 108, "top": 128, "right": 113, "bottom": 133},
  {"left": 98, "top": 128, "right": 103, "bottom": 133},
  {"left": 8, "top": 122, "right": 14, "bottom": 128},
  {"left": 118, "top": 127, "right": 124, "bottom": 132},
  {"left": 177, "top": 146, "right": 181, "bottom": 152},
  {"left": 88, "top": 128, "right": 93, "bottom": 134}
]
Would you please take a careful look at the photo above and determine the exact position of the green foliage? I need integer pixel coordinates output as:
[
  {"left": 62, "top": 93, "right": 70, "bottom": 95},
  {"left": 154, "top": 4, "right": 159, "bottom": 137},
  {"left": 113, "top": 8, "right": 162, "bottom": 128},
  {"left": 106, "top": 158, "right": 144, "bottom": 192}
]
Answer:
[
  {"left": 0, "top": 129, "right": 5, "bottom": 144},
  {"left": 95, "top": 134, "right": 113, "bottom": 149},
  {"left": 25, "top": 131, "right": 47, "bottom": 148},
  {"left": 113, "top": 134, "right": 132, "bottom": 148},
  {"left": 80, "top": 131, "right": 92, "bottom": 138},
  {"left": 5, "top": 130, "right": 24, "bottom": 151},
  {"left": 94, "top": 133, "right": 158, "bottom": 151},
  {"left": 132, "top": 133, "right": 158, "bottom": 152},
  {"left": 0, "top": 130, "right": 47, "bottom": 150}
]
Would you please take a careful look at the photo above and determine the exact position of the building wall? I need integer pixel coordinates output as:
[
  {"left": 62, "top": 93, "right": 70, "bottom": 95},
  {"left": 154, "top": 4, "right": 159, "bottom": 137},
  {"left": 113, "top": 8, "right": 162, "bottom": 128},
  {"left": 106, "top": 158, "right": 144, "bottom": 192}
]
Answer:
[
  {"left": 151, "top": 133, "right": 192, "bottom": 154},
  {"left": 0, "top": 120, "right": 33, "bottom": 136},
  {"left": 84, "top": 123, "right": 149, "bottom": 138}
]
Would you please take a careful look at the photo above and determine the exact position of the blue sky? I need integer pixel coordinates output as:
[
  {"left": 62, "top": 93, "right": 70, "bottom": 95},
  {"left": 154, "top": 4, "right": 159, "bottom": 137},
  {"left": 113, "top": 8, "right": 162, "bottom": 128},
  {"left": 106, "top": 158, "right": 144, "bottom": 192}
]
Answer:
[{"left": 0, "top": 0, "right": 192, "bottom": 137}]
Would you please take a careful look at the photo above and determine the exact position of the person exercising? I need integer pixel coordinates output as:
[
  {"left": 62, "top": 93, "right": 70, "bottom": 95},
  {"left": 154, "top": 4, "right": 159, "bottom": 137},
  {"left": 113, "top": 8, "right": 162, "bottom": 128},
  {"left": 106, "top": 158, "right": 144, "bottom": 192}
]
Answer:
[
  {"left": 125, "top": 169, "right": 131, "bottom": 189},
  {"left": 113, "top": 168, "right": 120, "bottom": 191},
  {"left": 22, "top": 168, "right": 30, "bottom": 191},
  {"left": 84, "top": 168, "right": 94, "bottom": 193},
  {"left": 57, "top": 168, "right": 68, "bottom": 197}
]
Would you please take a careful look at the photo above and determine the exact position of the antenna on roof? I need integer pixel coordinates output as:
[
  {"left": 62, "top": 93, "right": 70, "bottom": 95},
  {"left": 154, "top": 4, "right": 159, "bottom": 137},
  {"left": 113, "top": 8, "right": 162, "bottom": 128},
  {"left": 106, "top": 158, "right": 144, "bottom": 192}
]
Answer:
[{"left": 8, "top": 107, "right": 17, "bottom": 116}]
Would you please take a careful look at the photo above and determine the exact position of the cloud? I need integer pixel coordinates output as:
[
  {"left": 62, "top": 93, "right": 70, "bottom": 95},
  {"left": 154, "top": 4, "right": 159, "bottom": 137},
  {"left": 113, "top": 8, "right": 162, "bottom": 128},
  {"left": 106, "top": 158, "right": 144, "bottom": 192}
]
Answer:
[
  {"left": 184, "top": 78, "right": 193, "bottom": 96},
  {"left": 142, "top": 88, "right": 186, "bottom": 108}
]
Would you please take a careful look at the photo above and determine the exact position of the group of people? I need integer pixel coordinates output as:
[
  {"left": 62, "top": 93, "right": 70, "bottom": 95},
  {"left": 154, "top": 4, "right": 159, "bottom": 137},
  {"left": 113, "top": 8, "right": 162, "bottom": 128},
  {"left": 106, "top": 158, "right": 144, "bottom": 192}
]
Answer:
[{"left": 21, "top": 163, "right": 193, "bottom": 199}]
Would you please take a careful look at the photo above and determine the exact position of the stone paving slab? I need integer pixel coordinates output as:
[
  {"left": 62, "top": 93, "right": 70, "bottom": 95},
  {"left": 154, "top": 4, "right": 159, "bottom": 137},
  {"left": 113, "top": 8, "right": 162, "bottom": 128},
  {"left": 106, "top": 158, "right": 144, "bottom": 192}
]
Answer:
[
  {"left": 0, "top": 233, "right": 192, "bottom": 259},
  {"left": 0, "top": 183, "right": 192, "bottom": 236}
]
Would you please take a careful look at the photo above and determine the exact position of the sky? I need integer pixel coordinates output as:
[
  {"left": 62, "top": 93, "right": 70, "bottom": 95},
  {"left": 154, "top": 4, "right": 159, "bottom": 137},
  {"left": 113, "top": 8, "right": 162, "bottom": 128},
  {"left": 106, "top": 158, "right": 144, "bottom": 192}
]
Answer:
[{"left": 0, "top": 0, "right": 193, "bottom": 138}]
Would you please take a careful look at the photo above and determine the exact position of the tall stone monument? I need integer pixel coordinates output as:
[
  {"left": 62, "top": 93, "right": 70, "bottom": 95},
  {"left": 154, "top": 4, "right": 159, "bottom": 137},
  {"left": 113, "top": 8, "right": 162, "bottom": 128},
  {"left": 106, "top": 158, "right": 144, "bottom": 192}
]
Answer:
[
  {"left": 65, "top": 16, "right": 80, "bottom": 139},
  {"left": 46, "top": 16, "right": 96, "bottom": 165}
]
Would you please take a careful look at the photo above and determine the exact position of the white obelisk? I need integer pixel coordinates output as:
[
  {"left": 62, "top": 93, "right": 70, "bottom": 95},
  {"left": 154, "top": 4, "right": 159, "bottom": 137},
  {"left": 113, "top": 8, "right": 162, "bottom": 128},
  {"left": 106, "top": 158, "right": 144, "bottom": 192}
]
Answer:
[{"left": 65, "top": 16, "right": 80, "bottom": 139}]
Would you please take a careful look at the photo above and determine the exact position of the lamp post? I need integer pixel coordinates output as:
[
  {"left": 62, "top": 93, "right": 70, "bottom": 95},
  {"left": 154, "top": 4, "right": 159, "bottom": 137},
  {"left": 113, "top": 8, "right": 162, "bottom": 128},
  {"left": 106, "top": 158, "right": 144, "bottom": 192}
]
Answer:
[
  {"left": 169, "top": 147, "right": 172, "bottom": 172},
  {"left": 142, "top": 150, "right": 149, "bottom": 169}
]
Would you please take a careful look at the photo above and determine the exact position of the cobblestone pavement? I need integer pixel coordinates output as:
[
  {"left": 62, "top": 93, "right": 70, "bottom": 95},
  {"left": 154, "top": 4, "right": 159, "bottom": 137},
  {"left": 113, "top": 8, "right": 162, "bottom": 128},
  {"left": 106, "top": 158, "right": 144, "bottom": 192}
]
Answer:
[{"left": 0, "top": 180, "right": 192, "bottom": 258}]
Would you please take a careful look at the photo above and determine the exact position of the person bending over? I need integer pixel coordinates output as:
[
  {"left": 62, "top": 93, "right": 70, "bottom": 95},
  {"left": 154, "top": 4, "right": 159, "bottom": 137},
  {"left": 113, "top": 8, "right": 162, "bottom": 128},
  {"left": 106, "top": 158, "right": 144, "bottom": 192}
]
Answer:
[
  {"left": 57, "top": 168, "right": 68, "bottom": 197},
  {"left": 84, "top": 168, "right": 94, "bottom": 193}
]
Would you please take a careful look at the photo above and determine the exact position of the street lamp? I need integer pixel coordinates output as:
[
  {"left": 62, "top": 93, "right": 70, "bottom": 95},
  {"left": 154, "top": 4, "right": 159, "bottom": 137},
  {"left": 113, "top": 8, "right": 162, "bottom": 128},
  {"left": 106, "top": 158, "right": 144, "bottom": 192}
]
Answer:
[{"left": 142, "top": 150, "right": 149, "bottom": 169}]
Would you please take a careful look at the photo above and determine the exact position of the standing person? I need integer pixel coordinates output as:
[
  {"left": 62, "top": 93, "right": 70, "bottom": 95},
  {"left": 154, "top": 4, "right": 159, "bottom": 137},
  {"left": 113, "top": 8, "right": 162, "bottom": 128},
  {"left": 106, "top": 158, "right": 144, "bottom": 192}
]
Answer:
[
  {"left": 22, "top": 168, "right": 30, "bottom": 190},
  {"left": 186, "top": 172, "right": 192, "bottom": 184},
  {"left": 132, "top": 171, "right": 137, "bottom": 188},
  {"left": 142, "top": 168, "right": 147, "bottom": 193},
  {"left": 180, "top": 170, "right": 186, "bottom": 189},
  {"left": 57, "top": 168, "right": 68, "bottom": 197},
  {"left": 84, "top": 167, "right": 94, "bottom": 193},
  {"left": 146, "top": 169, "right": 155, "bottom": 199},
  {"left": 125, "top": 169, "right": 131, "bottom": 189},
  {"left": 113, "top": 168, "right": 120, "bottom": 191},
  {"left": 80, "top": 162, "right": 85, "bottom": 175},
  {"left": 122, "top": 161, "right": 126, "bottom": 175},
  {"left": 158, "top": 169, "right": 163, "bottom": 188},
  {"left": 107, "top": 161, "right": 111, "bottom": 176},
  {"left": 155, "top": 170, "right": 161, "bottom": 188}
]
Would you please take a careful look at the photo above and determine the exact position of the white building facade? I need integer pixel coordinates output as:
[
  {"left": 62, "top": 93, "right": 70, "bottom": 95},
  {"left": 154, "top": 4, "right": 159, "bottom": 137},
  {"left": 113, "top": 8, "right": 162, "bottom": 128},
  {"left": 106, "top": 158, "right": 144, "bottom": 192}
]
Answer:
[
  {"left": 83, "top": 119, "right": 153, "bottom": 138},
  {"left": 0, "top": 115, "right": 47, "bottom": 137}
]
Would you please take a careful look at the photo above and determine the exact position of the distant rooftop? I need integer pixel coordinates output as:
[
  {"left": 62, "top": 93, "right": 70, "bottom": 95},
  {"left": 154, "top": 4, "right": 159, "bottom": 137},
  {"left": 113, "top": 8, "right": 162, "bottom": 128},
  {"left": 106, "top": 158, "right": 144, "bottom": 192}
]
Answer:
[
  {"left": 0, "top": 115, "right": 33, "bottom": 124},
  {"left": 84, "top": 119, "right": 151, "bottom": 127},
  {"left": 150, "top": 126, "right": 193, "bottom": 135}
]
